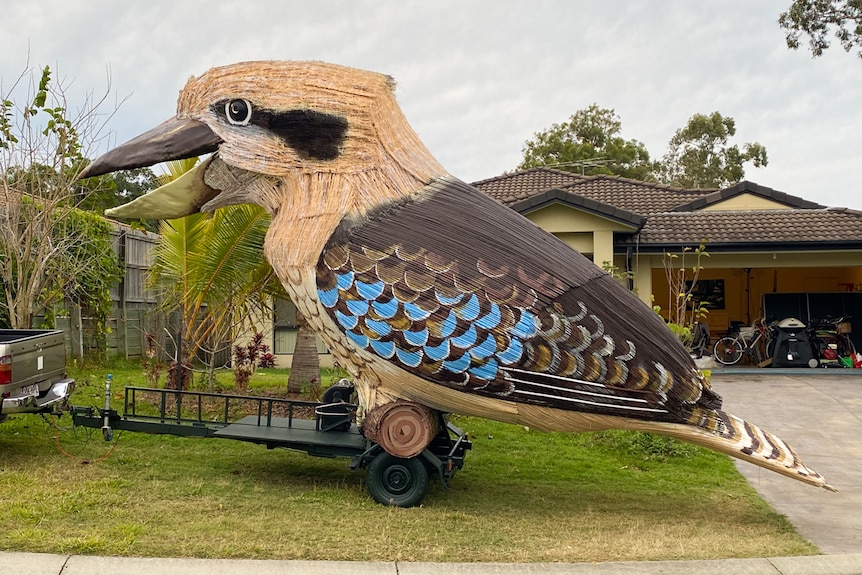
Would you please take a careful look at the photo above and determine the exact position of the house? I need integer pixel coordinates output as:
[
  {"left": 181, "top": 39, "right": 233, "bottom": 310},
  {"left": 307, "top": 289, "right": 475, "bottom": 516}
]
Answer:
[{"left": 270, "top": 168, "right": 862, "bottom": 365}]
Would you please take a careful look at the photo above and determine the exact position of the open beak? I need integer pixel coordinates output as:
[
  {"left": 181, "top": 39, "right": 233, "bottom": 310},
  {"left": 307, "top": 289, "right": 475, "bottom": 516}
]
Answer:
[{"left": 78, "top": 117, "right": 223, "bottom": 220}]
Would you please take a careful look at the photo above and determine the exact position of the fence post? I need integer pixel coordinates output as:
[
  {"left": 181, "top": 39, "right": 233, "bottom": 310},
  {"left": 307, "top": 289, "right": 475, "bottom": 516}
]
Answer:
[
  {"left": 117, "top": 230, "right": 129, "bottom": 358},
  {"left": 70, "top": 304, "right": 84, "bottom": 361}
]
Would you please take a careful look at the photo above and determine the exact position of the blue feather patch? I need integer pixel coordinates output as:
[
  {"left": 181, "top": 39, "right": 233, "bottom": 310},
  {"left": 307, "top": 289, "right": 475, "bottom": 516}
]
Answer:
[
  {"left": 334, "top": 310, "right": 359, "bottom": 330},
  {"left": 436, "top": 291, "right": 465, "bottom": 306},
  {"left": 454, "top": 293, "right": 481, "bottom": 321},
  {"left": 511, "top": 310, "right": 538, "bottom": 339},
  {"left": 497, "top": 337, "right": 524, "bottom": 365},
  {"left": 356, "top": 279, "right": 385, "bottom": 300},
  {"left": 371, "top": 298, "right": 399, "bottom": 319},
  {"left": 450, "top": 323, "right": 478, "bottom": 349},
  {"left": 318, "top": 287, "right": 339, "bottom": 308},
  {"left": 336, "top": 271, "right": 355, "bottom": 291},
  {"left": 442, "top": 353, "right": 471, "bottom": 374},
  {"left": 346, "top": 299, "right": 369, "bottom": 316},
  {"left": 439, "top": 309, "right": 458, "bottom": 339},
  {"left": 403, "top": 327, "right": 429, "bottom": 346},
  {"left": 369, "top": 339, "right": 396, "bottom": 359},
  {"left": 468, "top": 358, "right": 498, "bottom": 380},
  {"left": 395, "top": 347, "right": 423, "bottom": 367},
  {"left": 404, "top": 301, "right": 432, "bottom": 321},
  {"left": 470, "top": 333, "right": 497, "bottom": 360},
  {"left": 364, "top": 318, "right": 392, "bottom": 337},
  {"left": 346, "top": 330, "right": 368, "bottom": 349},
  {"left": 475, "top": 302, "right": 501, "bottom": 330},
  {"left": 424, "top": 339, "right": 451, "bottom": 362}
]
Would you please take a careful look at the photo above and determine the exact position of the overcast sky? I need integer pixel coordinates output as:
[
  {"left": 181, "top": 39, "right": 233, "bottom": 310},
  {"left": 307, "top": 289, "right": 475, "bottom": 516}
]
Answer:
[{"left": 3, "top": 1, "right": 860, "bottom": 209}]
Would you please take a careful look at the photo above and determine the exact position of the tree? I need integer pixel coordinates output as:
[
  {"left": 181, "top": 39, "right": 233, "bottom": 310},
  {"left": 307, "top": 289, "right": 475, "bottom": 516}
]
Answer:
[
  {"left": 287, "top": 311, "right": 320, "bottom": 394},
  {"left": 657, "top": 242, "right": 710, "bottom": 351},
  {"left": 77, "top": 167, "right": 158, "bottom": 223},
  {"left": 148, "top": 159, "right": 291, "bottom": 390},
  {"left": 659, "top": 112, "right": 768, "bottom": 189},
  {"left": 1, "top": 64, "right": 121, "bottom": 329},
  {"left": 779, "top": 0, "right": 862, "bottom": 60},
  {"left": 519, "top": 104, "right": 660, "bottom": 180}
]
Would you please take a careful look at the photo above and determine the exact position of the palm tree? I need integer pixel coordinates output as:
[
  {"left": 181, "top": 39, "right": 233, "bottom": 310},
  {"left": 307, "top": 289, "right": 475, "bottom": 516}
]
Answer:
[
  {"left": 287, "top": 312, "right": 319, "bottom": 394},
  {"left": 148, "top": 159, "right": 319, "bottom": 391}
]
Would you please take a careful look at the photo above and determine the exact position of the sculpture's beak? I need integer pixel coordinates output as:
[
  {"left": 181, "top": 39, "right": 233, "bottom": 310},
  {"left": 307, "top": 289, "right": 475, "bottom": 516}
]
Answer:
[
  {"left": 77, "top": 117, "right": 223, "bottom": 220},
  {"left": 78, "top": 117, "right": 221, "bottom": 179}
]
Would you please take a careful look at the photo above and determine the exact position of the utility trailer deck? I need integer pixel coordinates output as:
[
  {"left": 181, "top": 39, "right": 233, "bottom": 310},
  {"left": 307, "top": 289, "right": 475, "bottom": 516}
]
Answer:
[
  {"left": 215, "top": 415, "right": 370, "bottom": 455},
  {"left": 71, "top": 382, "right": 471, "bottom": 507}
]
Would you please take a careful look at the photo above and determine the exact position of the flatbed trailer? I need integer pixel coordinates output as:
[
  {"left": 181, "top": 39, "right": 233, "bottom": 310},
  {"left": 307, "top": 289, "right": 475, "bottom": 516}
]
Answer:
[{"left": 71, "top": 381, "right": 471, "bottom": 507}]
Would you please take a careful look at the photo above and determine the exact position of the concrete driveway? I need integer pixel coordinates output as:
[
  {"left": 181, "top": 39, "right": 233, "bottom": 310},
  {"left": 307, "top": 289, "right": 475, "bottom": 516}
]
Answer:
[{"left": 711, "top": 372, "right": 862, "bottom": 554}]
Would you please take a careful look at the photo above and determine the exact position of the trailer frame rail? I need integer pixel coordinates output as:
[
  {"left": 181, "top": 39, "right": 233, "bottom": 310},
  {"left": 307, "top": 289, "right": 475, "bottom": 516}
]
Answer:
[{"left": 70, "top": 385, "right": 471, "bottom": 507}]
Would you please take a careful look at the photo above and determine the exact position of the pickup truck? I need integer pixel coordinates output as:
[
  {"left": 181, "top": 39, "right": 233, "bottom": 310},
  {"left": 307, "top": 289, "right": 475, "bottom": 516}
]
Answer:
[{"left": 0, "top": 329, "right": 74, "bottom": 422}]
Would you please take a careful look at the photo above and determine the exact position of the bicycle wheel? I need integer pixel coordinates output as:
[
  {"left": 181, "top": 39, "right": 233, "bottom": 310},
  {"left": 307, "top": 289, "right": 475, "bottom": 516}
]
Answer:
[{"left": 713, "top": 337, "right": 743, "bottom": 365}]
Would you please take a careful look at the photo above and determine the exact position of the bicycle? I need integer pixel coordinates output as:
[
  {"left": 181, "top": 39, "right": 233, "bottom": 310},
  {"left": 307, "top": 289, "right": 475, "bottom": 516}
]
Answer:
[{"left": 713, "top": 319, "right": 775, "bottom": 366}]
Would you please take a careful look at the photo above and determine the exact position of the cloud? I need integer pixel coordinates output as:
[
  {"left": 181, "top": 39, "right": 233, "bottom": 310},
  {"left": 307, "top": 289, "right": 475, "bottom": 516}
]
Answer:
[{"left": 2, "top": 0, "right": 860, "bottom": 208}]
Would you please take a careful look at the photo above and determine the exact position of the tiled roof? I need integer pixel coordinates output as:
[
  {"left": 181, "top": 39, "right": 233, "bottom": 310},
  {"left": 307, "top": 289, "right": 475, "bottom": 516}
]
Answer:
[
  {"left": 508, "top": 188, "right": 645, "bottom": 228},
  {"left": 471, "top": 169, "right": 713, "bottom": 215},
  {"left": 672, "top": 180, "right": 825, "bottom": 212},
  {"left": 561, "top": 176, "right": 713, "bottom": 215},
  {"left": 471, "top": 168, "right": 862, "bottom": 251},
  {"left": 620, "top": 208, "right": 862, "bottom": 249},
  {"left": 472, "top": 168, "right": 586, "bottom": 205}
]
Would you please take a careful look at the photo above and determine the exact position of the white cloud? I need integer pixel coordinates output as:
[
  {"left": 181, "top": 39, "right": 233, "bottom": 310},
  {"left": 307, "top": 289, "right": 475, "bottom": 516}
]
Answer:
[{"left": 2, "top": 0, "right": 860, "bottom": 208}]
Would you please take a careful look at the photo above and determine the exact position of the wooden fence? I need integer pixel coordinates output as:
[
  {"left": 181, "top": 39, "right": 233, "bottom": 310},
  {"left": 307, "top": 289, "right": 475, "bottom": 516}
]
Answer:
[{"left": 51, "top": 224, "right": 168, "bottom": 360}]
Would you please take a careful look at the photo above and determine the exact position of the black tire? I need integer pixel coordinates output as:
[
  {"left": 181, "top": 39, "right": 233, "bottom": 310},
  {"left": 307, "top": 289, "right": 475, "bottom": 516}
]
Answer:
[
  {"left": 366, "top": 452, "right": 429, "bottom": 507},
  {"left": 713, "top": 337, "right": 743, "bottom": 365}
]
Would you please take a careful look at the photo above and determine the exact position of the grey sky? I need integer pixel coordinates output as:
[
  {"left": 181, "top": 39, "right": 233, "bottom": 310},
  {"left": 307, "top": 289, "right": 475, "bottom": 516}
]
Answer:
[{"left": 3, "top": 1, "right": 860, "bottom": 208}]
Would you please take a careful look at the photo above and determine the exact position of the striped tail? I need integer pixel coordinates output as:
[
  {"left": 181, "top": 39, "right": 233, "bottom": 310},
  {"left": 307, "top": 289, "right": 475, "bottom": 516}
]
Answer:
[{"left": 643, "top": 408, "right": 835, "bottom": 491}]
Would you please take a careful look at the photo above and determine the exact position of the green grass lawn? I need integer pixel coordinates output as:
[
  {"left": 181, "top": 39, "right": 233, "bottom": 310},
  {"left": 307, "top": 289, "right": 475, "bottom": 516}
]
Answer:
[{"left": 0, "top": 359, "right": 817, "bottom": 562}]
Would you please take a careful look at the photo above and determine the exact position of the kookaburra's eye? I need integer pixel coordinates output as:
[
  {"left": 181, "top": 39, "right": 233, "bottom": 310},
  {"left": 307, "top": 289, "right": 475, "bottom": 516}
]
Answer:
[{"left": 225, "top": 99, "right": 253, "bottom": 125}]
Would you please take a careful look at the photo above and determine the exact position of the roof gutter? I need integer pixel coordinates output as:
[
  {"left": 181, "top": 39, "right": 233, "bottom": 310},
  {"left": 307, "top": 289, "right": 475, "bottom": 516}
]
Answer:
[{"left": 615, "top": 240, "right": 862, "bottom": 254}]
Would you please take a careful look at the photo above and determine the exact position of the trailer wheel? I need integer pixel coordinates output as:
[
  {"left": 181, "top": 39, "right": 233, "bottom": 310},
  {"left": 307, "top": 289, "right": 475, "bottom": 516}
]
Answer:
[{"left": 366, "top": 453, "right": 429, "bottom": 507}]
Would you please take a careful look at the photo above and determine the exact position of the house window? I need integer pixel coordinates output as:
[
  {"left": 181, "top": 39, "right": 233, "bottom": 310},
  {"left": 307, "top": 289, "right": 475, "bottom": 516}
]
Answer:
[{"left": 272, "top": 297, "right": 328, "bottom": 354}]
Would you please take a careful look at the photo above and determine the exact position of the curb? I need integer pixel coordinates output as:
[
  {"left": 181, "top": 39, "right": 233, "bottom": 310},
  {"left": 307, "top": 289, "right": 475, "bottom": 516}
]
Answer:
[{"left": 4, "top": 552, "right": 862, "bottom": 575}]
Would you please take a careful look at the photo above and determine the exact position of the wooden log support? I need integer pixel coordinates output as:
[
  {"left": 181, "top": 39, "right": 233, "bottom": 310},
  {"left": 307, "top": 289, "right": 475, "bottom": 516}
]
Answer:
[{"left": 363, "top": 400, "right": 439, "bottom": 458}]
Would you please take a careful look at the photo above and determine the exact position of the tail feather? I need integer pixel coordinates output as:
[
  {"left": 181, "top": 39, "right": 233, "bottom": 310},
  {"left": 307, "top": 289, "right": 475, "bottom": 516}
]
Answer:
[
  {"left": 513, "top": 403, "right": 834, "bottom": 490},
  {"left": 648, "top": 409, "right": 835, "bottom": 491}
]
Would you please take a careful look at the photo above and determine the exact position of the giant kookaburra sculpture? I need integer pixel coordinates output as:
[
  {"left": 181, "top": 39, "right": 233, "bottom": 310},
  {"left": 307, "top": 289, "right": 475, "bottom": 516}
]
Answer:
[{"left": 79, "top": 61, "right": 832, "bottom": 490}]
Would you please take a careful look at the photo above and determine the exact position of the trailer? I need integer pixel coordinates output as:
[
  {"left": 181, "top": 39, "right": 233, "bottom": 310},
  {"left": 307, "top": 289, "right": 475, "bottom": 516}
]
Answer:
[{"left": 70, "top": 379, "right": 470, "bottom": 507}]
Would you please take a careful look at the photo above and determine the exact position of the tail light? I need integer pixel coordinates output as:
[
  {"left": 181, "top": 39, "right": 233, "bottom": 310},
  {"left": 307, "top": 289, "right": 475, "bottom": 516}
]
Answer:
[{"left": 0, "top": 355, "right": 11, "bottom": 385}]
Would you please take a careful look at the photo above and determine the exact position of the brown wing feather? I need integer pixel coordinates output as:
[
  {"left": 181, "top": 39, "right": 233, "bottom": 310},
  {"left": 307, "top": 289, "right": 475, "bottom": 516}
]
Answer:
[{"left": 317, "top": 176, "right": 718, "bottom": 424}]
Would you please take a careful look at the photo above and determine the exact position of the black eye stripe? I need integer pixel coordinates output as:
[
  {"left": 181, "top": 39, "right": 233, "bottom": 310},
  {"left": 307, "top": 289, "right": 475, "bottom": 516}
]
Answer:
[
  {"left": 213, "top": 101, "right": 348, "bottom": 161},
  {"left": 260, "top": 109, "right": 348, "bottom": 160}
]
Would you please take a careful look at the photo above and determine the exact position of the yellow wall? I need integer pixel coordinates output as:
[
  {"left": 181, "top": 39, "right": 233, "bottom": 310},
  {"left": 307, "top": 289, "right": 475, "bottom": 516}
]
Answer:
[
  {"left": 554, "top": 232, "right": 594, "bottom": 254},
  {"left": 525, "top": 203, "right": 634, "bottom": 233},
  {"left": 701, "top": 194, "right": 792, "bottom": 211},
  {"left": 525, "top": 202, "right": 635, "bottom": 266}
]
